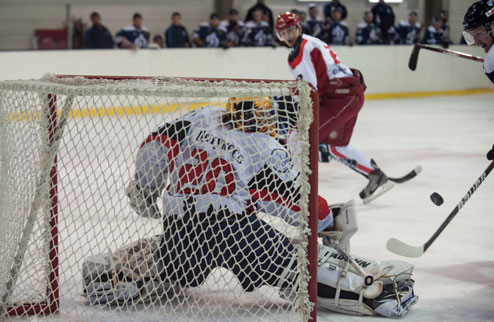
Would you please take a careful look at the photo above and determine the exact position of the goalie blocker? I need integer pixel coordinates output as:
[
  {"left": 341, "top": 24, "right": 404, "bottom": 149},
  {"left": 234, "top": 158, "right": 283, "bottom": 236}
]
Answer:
[{"left": 82, "top": 205, "right": 418, "bottom": 318}]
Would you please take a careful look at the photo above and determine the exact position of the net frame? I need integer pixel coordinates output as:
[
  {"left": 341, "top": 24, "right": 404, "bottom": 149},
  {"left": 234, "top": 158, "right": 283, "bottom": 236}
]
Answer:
[{"left": 0, "top": 75, "right": 319, "bottom": 321}]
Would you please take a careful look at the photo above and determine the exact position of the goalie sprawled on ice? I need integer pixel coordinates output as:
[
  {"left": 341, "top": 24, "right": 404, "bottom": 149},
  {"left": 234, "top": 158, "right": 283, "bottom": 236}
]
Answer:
[{"left": 82, "top": 97, "right": 418, "bottom": 318}]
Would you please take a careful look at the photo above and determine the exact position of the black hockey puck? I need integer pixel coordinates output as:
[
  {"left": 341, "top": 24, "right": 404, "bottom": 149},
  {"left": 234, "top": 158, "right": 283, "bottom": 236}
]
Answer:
[{"left": 430, "top": 192, "right": 444, "bottom": 206}]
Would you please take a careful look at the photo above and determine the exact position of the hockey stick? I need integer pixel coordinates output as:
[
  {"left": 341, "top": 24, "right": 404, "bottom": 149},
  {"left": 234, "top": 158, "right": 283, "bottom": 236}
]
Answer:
[
  {"left": 387, "top": 160, "right": 494, "bottom": 258},
  {"left": 331, "top": 240, "right": 374, "bottom": 286},
  {"left": 388, "top": 165, "right": 422, "bottom": 184},
  {"left": 408, "top": 43, "right": 484, "bottom": 71}
]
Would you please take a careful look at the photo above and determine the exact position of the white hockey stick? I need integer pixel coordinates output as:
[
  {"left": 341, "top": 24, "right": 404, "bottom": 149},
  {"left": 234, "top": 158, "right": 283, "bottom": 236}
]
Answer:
[
  {"left": 331, "top": 240, "right": 374, "bottom": 286},
  {"left": 387, "top": 160, "right": 494, "bottom": 258}
]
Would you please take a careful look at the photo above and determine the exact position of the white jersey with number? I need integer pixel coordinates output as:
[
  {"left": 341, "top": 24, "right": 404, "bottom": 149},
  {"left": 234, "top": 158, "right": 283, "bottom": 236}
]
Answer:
[
  {"left": 287, "top": 34, "right": 352, "bottom": 94},
  {"left": 137, "top": 106, "right": 307, "bottom": 227}
]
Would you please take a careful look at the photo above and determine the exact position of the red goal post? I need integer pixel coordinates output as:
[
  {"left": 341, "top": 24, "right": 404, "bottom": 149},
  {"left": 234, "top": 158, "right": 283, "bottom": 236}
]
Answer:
[{"left": 0, "top": 75, "right": 319, "bottom": 321}]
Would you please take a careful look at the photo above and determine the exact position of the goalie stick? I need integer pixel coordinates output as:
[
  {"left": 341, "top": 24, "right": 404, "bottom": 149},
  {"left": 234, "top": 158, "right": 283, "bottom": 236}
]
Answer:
[
  {"left": 387, "top": 160, "right": 494, "bottom": 258},
  {"left": 330, "top": 240, "right": 374, "bottom": 286},
  {"left": 388, "top": 165, "right": 422, "bottom": 184},
  {"left": 408, "top": 43, "right": 484, "bottom": 71}
]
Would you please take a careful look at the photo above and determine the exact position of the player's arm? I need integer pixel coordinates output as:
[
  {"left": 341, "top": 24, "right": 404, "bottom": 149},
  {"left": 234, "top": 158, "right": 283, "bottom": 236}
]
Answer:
[
  {"left": 300, "top": 44, "right": 319, "bottom": 91},
  {"left": 248, "top": 144, "right": 331, "bottom": 231},
  {"left": 127, "top": 120, "right": 191, "bottom": 218}
]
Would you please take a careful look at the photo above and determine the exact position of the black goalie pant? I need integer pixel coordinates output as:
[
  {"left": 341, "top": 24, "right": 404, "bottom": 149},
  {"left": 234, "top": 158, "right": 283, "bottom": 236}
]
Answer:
[{"left": 155, "top": 212, "right": 295, "bottom": 292}]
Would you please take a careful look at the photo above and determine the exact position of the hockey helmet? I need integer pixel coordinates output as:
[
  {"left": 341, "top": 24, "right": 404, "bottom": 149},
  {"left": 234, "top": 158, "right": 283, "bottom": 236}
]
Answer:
[
  {"left": 275, "top": 12, "right": 301, "bottom": 41},
  {"left": 463, "top": 0, "right": 494, "bottom": 44},
  {"left": 225, "top": 97, "right": 276, "bottom": 137}
]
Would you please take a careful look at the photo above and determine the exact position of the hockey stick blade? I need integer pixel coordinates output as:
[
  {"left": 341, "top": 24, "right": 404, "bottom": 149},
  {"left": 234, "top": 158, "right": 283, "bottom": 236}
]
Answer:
[
  {"left": 387, "top": 161, "right": 494, "bottom": 258},
  {"left": 388, "top": 165, "right": 422, "bottom": 184},
  {"left": 408, "top": 45, "right": 421, "bottom": 71},
  {"left": 386, "top": 238, "right": 424, "bottom": 258}
]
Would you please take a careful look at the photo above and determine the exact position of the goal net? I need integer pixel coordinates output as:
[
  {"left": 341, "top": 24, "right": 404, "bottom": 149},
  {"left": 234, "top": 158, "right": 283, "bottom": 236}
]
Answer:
[{"left": 0, "top": 75, "right": 318, "bottom": 321}]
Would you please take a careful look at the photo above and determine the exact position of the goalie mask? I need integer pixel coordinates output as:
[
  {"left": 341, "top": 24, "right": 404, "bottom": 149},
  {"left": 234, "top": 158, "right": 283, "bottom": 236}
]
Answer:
[{"left": 225, "top": 97, "right": 276, "bottom": 137}]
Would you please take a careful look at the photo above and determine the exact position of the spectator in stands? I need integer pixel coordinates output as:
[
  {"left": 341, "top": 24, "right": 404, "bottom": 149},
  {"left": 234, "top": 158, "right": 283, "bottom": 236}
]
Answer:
[
  {"left": 244, "top": 7, "right": 273, "bottom": 47},
  {"left": 355, "top": 11, "right": 380, "bottom": 45},
  {"left": 439, "top": 9, "right": 453, "bottom": 45},
  {"left": 323, "top": 0, "right": 347, "bottom": 22},
  {"left": 326, "top": 8, "right": 350, "bottom": 45},
  {"left": 116, "top": 13, "right": 150, "bottom": 49},
  {"left": 225, "top": 22, "right": 246, "bottom": 47},
  {"left": 371, "top": 0, "right": 395, "bottom": 44},
  {"left": 220, "top": 8, "right": 244, "bottom": 30},
  {"left": 222, "top": 9, "right": 246, "bottom": 47},
  {"left": 165, "top": 12, "right": 191, "bottom": 48},
  {"left": 84, "top": 12, "right": 114, "bottom": 49},
  {"left": 191, "top": 13, "right": 227, "bottom": 48},
  {"left": 421, "top": 16, "right": 445, "bottom": 46},
  {"left": 394, "top": 11, "right": 421, "bottom": 44},
  {"left": 306, "top": 3, "right": 324, "bottom": 38},
  {"left": 148, "top": 35, "right": 164, "bottom": 49},
  {"left": 297, "top": 11, "right": 308, "bottom": 26},
  {"left": 245, "top": 0, "right": 274, "bottom": 28}
]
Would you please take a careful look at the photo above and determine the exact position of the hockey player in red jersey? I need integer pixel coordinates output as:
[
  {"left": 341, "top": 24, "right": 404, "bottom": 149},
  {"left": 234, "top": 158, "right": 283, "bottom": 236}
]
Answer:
[
  {"left": 276, "top": 12, "right": 396, "bottom": 203},
  {"left": 81, "top": 98, "right": 418, "bottom": 317}
]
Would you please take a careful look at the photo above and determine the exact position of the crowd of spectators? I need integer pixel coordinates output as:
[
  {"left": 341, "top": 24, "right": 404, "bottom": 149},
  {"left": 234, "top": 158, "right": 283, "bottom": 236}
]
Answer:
[{"left": 83, "top": 0, "right": 454, "bottom": 50}]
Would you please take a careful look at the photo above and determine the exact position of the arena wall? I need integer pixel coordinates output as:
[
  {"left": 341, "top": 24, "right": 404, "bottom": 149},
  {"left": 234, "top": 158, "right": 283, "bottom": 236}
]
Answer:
[{"left": 0, "top": 45, "right": 491, "bottom": 95}]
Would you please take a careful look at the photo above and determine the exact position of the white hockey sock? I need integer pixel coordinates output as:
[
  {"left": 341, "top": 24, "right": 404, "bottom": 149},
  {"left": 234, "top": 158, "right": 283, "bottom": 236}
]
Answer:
[{"left": 327, "top": 144, "right": 374, "bottom": 176}]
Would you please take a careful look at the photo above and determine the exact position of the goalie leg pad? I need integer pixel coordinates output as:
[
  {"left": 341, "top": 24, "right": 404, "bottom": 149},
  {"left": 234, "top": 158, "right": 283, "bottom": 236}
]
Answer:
[{"left": 316, "top": 244, "right": 418, "bottom": 318}]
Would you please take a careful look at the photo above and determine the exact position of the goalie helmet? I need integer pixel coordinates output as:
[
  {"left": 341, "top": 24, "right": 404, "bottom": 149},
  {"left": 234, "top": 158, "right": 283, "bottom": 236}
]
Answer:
[
  {"left": 463, "top": 0, "right": 494, "bottom": 44},
  {"left": 225, "top": 97, "right": 276, "bottom": 137}
]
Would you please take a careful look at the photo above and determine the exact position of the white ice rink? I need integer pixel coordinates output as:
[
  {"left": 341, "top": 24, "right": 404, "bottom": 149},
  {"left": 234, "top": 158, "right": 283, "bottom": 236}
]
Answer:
[
  {"left": 5, "top": 92, "right": 494, "bottom": 322},
  {"left": 316, "top": 92, "right": 494, "bottom": 322}
]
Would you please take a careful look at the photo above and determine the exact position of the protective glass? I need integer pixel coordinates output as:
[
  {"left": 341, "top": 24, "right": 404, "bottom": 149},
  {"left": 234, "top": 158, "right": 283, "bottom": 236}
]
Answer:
[
  {"left": 462, "top": 30, "right": 476, "bottom": 45},
  {"left": 462, "top": 26, "right": 488, "bottom": 46}
]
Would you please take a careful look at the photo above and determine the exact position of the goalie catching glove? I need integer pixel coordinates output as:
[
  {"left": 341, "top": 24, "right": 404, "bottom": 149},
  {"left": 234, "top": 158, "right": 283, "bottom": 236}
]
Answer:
[{"left": 81, "top": 236, "right": 178, "bottom": 305}]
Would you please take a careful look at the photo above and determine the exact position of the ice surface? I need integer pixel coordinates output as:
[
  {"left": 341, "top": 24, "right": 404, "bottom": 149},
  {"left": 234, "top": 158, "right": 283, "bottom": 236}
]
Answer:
[
  {"left": 316, "top": 93, "right": 494, "bottom": 322},
  {"left": 8, "top": 93, "right": 494, "bottom": 321}
]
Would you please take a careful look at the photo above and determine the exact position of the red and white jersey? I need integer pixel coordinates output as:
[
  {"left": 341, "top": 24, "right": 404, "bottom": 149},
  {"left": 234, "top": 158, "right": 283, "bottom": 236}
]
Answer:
[
  {"left": 140, "top": 106, "right": 313, "bottom": 227},
  {"left": 287, "top": 34, "right": 353, "bottom": 95}
]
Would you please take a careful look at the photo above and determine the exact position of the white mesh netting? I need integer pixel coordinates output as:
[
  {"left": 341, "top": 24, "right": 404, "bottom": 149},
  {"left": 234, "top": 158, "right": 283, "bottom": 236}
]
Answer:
[{"left": 0, "top": 76, "right": 314, "bottom": 321}]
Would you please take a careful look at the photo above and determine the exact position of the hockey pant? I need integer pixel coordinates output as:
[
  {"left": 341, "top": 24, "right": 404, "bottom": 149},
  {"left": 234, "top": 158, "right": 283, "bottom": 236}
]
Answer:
[
  {"left": 288, "top": 129, "right": 374, "bottom": 177},
  {"left": 319, "top": 71, "right": 365, "bottom": 147}
]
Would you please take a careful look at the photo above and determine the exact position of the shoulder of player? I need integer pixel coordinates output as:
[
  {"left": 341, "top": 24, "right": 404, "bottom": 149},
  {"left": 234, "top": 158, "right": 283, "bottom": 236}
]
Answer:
[
  {"left": 244, "top": 20, "right": 259, "bottom": 28},
  {"left": 357, "top": 22, "right": 369, "bottom": 29},
  {"left": 302, "top": 34, "right": 328, "bottom": 50},
  {"left": 339, "top": 21, "right": 349, "bottom": 28},
  {"left": 398, "top": 20, "right": 410, "bottom": 27},
  {"left": 245, "top": 133, "right": 285, "bottom": 156},
  {"left": 484, "top": 45, "right": 494, "bottom": 73},
  {"left": 219, "top": 20, "right": 228, "bottom": 28},
  {"left": 426, "top": 25, "right": 436, "bottom": 33}
]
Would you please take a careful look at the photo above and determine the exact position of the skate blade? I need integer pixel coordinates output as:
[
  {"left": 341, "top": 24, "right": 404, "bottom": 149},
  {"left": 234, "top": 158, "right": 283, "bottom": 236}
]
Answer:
[{"left": 361, "top": 182, "right": 394, "bottom": 204}]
